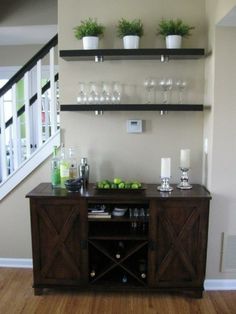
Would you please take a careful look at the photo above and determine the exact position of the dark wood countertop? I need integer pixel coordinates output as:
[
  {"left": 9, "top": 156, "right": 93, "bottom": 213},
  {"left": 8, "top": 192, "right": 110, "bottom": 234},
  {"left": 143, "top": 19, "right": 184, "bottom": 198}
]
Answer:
[{"left": 26, "top": 183, "right": 211, "bottom": 200}]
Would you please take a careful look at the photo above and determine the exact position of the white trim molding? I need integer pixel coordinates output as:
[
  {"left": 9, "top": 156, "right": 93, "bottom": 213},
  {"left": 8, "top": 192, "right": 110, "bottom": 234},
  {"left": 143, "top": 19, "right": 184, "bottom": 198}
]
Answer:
[
  {"left": 0, "top": 129, "right": 60, "bottom": 200},
  {"left": 0, "top": 258, "right": 32, "bottom": 268},
  {"left": 204, "top": 279, "right": 236, "bottom": 290}
]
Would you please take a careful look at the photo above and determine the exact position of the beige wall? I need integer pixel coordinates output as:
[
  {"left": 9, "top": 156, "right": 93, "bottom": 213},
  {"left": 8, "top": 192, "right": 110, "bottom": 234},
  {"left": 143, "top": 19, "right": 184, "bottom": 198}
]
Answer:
[
  {"left": 0, "top": 159, "right": 51, "bottom": 258},
  {"left": 59, "top": 0, "right": 206, "bottom": 184},
  {"left": 0, "top": 45, "right": 43, "bottom": 67},
  {"left": 0, "top": 0, "right": 57, "bottom": 26}
]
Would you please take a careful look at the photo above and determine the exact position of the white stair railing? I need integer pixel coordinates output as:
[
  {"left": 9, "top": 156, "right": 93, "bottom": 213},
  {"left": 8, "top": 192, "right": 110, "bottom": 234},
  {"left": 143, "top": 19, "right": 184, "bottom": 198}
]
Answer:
[{"left": 0, "top": 35, "right": 59, "bottom": 197}]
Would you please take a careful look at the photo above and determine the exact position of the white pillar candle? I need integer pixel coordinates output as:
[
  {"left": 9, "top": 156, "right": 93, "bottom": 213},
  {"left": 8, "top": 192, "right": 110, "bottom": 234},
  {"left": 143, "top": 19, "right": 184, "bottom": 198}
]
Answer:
[
  {"left": 161, "top": 157, "right": 171, "bottom": 178},
  {"left": 180, "top": 149, "right": 190, "bottom": 168}
]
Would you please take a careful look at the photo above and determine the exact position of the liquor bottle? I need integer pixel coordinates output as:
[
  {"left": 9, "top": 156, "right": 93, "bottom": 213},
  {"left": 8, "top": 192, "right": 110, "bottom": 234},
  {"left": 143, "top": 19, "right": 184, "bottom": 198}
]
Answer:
[
  {"left": 138, "top": 259, "right": 147, "bottom": 279},
  {"left": 51, "top": 146, "right": 60, "bottom": 188},
  {"left": 115, "top": 241, "right": 125, "bottom": 259},
  {"left": 79, "top": 157, "right": 90, "bottom": 188},
  {"left": 68, "top": 147, "right": 78, "bottom": 179},
  {"left": 59, "top": 144, "right": 70, "bottom": 188}
]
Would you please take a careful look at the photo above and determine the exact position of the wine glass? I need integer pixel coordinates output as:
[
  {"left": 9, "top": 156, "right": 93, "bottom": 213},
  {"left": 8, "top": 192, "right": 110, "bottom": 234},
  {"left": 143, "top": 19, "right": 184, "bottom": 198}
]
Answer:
[
  {"left": 77, "top": 82, "right": 87, "bottom": 104},
  {"left": 88, "top": 82, "right": 99, "bottom": 104},
  {"left": 144, "top": 78, "right": 156, "bottom": 104},
  {"left": 175, "top": 79, "right": 187, "bottom": 104},
  {"left": 159, "top": 78, "right": 173, "bottom": 104},
  {"left": 111, "top": 81, "right": 122, "bottom": 104},
  {"left": 100, "top": 82, "right": 111, "bottom": 104}
]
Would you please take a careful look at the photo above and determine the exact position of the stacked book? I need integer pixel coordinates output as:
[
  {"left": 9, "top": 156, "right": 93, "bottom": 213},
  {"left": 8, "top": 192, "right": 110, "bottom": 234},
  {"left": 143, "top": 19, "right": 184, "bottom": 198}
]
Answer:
[{"left": 88, "top": 206, "right": 111, "bottom": 219}]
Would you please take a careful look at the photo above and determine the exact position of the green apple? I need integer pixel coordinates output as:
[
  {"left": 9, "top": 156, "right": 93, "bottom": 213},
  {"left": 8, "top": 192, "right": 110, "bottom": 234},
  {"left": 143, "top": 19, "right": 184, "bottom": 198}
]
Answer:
[
  {"left": 118, "top": 182, "right": 125, "bottom": 189},
  {"left": 114, "top": 177, "right": 122, "bottom": 184}
]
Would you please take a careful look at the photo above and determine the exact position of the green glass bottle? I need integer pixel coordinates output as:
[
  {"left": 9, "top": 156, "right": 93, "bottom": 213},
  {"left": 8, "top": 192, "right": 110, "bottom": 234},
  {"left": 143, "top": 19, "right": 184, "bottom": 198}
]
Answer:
[
  {"left": 60, "top": 144, "right": 70, "bottom": 188},
  {"left": 51, "top": 146, "right": 61, "bottom": 188}
]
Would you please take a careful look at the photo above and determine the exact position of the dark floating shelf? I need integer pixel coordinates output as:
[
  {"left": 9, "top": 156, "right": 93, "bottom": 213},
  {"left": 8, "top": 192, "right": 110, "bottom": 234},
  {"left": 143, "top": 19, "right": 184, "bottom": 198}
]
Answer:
[
  {"left": 59, "top": 48, "right": 205, "bottom": 61},
  {"left": 60, "top": 104, "right": 203, "bottom": 112}
]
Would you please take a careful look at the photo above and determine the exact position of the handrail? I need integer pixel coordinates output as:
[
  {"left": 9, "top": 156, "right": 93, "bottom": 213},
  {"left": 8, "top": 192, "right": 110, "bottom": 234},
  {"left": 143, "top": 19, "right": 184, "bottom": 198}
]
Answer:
[{"left": 0, "top": 34, "right": 58, "bottom": 97}]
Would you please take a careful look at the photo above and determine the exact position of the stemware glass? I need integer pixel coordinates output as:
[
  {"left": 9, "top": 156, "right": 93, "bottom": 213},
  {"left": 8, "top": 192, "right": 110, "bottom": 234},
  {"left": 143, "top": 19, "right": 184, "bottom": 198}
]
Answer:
[
  {"left": 144, "top": 78, "right": 156, "bottom": 104},
  {"left": 175, "top": 79, "right": 187, "bottom": 104},
  {"left": 77, "top": 82, "right": 87, "bottom": 104},
  {"left": 100, "top": 82, "right": 111, "bottom": 104},
  {"left": 88, "top": 82, "right": 99, "bottom": 104},
  {"left": 159, "top": 78, "right": 173, "bottom": 104},
  {"left": 111, "top": 81, "right": 122, "bottom": 104}
]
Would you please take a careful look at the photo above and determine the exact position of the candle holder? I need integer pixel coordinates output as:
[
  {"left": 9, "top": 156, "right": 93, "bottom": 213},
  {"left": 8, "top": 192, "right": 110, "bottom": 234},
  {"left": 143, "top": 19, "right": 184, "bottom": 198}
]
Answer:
[
  {"left": 177, "top": 167, "right": 192, "bottom": 190},
  {"left": 157, "top": 177, "right": 173, "bottom": 192}
]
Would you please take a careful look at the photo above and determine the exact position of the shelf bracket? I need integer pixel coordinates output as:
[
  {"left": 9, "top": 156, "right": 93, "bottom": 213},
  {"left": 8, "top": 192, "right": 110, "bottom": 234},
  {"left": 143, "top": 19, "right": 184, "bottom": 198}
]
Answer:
[
  {"left": 160, "top": 110, "right": 168, "bottom": 115},
  {"left": 160, "top": 55, "right": 169, "bottom": 63},
  {"left": 95, "top": 55, "right": 104, "bottom": 63},
  {"left": 95, "top": 110, "right": 103, "bottom": 115}
]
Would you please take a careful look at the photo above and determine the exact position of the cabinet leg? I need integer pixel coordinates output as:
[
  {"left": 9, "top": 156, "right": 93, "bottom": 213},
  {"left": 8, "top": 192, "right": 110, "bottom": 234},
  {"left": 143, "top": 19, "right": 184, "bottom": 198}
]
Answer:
[{"left": 34, "top": 288, "right": 43, "bottom": 296}]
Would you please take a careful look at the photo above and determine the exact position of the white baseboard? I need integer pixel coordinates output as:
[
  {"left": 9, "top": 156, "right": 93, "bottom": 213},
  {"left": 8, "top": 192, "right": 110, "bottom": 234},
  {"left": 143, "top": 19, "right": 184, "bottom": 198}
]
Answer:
[
  {"left": 0, "top": 258, "right": 32, "bottom": 268},
  {"left": 204, "top": 279, "right": 236, "bottom": 290}
]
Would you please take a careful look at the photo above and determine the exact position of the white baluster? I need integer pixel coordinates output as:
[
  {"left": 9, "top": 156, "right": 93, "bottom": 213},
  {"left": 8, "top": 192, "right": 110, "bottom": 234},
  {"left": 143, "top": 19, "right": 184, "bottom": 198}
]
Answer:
[
  {"left": 44, "top": 91, "right": 50, "bottom": 141},
  {"left": 37, "top": 59, "right": 43, "bottom": 147},
  {"left": 8, "top": 135, "right": 14, "bottom": 174},
  {"left": 24, "top": 72, "right": 31, "bottom": 158},
  {"left": 12, "top": 84, "right": 20, "bottom": 170},
  {"left": 0, "top": 96, "right": 7, "bottom": 180},
  {"left": 49, "top": 47, "right": 57, "bottom": 135}
]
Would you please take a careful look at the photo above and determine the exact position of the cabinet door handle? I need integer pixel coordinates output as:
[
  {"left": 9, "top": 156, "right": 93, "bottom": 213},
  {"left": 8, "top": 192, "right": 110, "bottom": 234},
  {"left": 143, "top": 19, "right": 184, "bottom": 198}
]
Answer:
[
  {"left": 80, "top": 240, "right": 87, "bottom": 250},
  {"left": 149, "top": 240, "right": 157, "bottom": 251}
]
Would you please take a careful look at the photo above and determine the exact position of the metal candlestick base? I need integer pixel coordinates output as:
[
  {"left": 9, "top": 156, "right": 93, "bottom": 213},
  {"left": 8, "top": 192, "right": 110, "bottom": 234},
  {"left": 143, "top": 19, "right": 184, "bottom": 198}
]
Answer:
[
  {"left": 177, "top": 167, "right": 192, "bottom": 190},
  {"left": 157, "top": 177, "right": 173, "bottom": 192}
]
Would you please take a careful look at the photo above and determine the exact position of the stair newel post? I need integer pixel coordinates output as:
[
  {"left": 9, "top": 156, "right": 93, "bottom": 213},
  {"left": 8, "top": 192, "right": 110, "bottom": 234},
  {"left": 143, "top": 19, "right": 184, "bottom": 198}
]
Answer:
[
  {"left": 49, "top": 47, "right": 57, "bottom": 135},
  {"left": 11, "top": 83, "right": 20, "bottom": 170},
  {"left": 36, "top": 59, "right": 43, "bottom": 147},
  {"left": 0, "top": 96, "right": 7, "bottom": 181}
]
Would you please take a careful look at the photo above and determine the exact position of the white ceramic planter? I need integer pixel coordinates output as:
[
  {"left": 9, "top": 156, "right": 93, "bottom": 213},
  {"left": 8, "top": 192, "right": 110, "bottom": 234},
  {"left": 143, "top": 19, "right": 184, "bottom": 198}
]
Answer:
[
  {"left": 123, "top": 35, "right": 140, "bottom": 49},
  {"left": 166, "top": 35, "right": 182, "bottom": 49},
  {"left": 82, "top": 36, "right": 99, "bottom": 49}
]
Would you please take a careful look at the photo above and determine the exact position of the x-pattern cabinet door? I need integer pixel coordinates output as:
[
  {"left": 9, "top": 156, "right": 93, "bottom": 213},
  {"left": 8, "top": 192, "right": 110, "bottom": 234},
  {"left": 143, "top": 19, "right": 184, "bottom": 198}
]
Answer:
[
  {"left": 30, "top": 198, "right": 88, "bottom": 289},
  {"left": 148, "top": 198, "right": 209, "bottom": 292}
]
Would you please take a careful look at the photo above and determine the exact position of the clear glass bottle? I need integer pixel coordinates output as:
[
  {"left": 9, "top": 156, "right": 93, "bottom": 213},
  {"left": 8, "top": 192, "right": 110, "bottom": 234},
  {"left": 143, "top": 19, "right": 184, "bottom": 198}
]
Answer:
[
  {"left": 79, "top": 157, "right": 89, "bottom": 188},
  {"left": 68, "top": 147, "right": 78, "bottom": 179},
  {"left": 59, "top": 144, "right": 70, "bottom": 188},
  {"left": 51, "top": 146, "right": 61, "bottom": 188}
]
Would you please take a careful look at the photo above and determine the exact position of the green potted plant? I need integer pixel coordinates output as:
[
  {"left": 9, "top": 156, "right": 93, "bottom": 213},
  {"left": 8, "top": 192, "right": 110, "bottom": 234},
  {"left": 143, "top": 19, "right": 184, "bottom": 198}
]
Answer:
[
  {"left": 157, "top": 18, "right": 194, "bottom": 48},
  {"left": 74, "top": 18, "right": 105, "bottom": 49},
  {"left": 117, "top": 18, "right": 144, "bottom": 49}
]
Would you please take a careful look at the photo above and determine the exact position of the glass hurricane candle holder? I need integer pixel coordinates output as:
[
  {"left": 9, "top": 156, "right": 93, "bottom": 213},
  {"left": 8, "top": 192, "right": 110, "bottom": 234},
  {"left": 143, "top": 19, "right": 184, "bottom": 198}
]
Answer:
[{"left": 177, "top": 167, "right": 192, "bottom": 189}]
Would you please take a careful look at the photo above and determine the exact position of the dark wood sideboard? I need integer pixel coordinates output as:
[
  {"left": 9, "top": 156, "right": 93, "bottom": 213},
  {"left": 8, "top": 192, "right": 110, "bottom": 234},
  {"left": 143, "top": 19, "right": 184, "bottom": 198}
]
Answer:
[{"left": 26, "top": 183, "right": 211, "bottom": 298}]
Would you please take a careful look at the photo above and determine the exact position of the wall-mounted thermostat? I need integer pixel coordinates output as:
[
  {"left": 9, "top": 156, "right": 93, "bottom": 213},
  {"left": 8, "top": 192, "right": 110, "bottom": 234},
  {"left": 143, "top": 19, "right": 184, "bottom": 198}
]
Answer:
[{"left": 127, "top": 119, "right": 143, "bottom": 133}]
